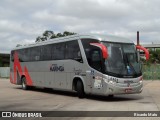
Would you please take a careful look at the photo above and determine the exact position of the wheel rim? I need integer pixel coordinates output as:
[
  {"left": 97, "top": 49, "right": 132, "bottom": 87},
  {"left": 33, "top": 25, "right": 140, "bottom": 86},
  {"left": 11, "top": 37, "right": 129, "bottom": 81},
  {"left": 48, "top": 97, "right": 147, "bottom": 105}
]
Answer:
[{"left": 22, "top": 80, "right": 26, "bottom": 89}]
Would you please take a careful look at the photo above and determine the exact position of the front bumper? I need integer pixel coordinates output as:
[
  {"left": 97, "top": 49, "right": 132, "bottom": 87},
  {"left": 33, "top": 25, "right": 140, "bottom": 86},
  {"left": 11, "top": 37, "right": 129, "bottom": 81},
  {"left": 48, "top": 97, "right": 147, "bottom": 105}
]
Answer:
[{"left": 104, "top": 81, "right": 143, "bottom": 95}]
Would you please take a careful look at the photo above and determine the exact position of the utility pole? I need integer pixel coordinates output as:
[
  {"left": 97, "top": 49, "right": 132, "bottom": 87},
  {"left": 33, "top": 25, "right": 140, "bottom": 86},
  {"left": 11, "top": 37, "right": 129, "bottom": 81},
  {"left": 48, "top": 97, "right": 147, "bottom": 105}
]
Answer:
[{"left": 137, "top": 31, "right": 140, "bottom": 46}]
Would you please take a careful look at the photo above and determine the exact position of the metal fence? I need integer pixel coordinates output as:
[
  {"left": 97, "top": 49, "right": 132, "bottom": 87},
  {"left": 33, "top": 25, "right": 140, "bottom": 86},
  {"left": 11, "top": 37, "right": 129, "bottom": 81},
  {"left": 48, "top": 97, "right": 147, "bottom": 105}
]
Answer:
[
  {"left": 0, "top": 67, "right": 10, "bottom": 78},
  {"left": 142, "top": 64, "right": 160, "bottom": 80}
]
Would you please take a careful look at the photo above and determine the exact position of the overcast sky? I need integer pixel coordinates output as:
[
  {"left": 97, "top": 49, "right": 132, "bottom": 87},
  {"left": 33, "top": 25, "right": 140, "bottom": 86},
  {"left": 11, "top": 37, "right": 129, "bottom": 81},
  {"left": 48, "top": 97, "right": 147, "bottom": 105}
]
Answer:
[{"left": 1, "top": 0, "right": 160, "bottom": 53}]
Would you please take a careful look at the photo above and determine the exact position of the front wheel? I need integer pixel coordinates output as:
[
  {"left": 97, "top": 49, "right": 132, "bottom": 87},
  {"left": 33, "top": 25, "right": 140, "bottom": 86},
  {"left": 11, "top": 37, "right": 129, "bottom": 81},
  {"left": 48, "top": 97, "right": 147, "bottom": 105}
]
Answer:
[
  {"left": 108, "top": 94, "right": 114, "bottom": 98},
  {"left": 76, "top": 80, "right": 85, "bottom": 98},
  {"left": 22, "top": 77, "right": 28, "bottom": 90}
]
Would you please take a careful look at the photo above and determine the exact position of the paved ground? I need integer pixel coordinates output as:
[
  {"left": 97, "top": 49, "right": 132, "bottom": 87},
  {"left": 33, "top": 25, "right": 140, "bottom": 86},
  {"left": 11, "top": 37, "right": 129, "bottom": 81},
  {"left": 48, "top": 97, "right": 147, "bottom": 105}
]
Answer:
[{"left": 0, "top": 78, "right": 160, "bottom": 120}]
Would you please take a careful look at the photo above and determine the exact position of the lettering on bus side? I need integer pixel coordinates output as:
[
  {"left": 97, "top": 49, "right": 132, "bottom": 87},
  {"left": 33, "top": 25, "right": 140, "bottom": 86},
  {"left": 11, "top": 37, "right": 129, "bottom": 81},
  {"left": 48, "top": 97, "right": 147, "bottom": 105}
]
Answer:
[
  {"left": 50, "top": 64, "right": 64, "bottom": 72},
  {"left": 107, "top": 76, "right": 118, "bottom": 83}
]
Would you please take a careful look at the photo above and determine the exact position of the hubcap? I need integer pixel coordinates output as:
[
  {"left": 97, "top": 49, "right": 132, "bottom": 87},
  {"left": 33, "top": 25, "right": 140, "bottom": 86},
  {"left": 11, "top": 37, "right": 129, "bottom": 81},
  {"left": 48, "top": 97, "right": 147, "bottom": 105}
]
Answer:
[{"left": 22, "top": 81, "right": 25, "bottom": 88}]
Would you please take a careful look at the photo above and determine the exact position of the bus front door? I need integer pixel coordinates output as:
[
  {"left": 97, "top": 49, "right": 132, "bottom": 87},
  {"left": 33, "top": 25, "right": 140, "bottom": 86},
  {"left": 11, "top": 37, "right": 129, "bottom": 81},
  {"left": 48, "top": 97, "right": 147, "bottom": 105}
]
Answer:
[{"left": 87, "top": 49, "right": 104, "bottom": 94}]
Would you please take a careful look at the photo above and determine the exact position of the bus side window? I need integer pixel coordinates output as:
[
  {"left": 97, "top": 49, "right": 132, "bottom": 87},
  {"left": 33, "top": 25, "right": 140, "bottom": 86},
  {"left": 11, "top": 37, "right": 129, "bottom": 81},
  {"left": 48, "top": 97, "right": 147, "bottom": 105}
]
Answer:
[
  {"left": 90, "top": 49, "right": 102, "bottom": 72},
  {"left": 52, "top": 43, "right": 65, "bottom": 60},
  {"left": 66, "top": 40, "right": 83, "bottom": 62},
  {"left": 11, "top": 51, "right": 14, "bottom": 62},
  {"left": 30, "top": 47, "right": 41, "bottom": 61},
  {"left": 41, "top": 44, "right": 52, "bottom": 60},
  {"left": 81, "top": 39, "right": 101, "bottom": 70}
]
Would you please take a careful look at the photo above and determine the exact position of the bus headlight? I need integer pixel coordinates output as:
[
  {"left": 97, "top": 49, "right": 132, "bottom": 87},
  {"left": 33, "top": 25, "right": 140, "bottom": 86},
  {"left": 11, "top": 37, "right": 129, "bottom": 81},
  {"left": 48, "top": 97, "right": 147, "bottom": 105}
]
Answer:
[
  {"left": 103, "top": 78, "right": 108, "bottom": 83},
  {"left": 103, "top": 78, "right": 116, "bottom": 84},
  {"left": 109, "top": 80, "right": 116, "bottom": 84}
]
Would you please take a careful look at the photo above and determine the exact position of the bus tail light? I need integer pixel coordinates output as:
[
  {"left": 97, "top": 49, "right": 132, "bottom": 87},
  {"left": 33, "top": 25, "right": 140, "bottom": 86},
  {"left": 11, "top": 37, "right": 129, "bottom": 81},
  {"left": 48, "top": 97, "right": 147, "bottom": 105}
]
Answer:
[
  {"left": 136, "top": 45, "right": 149, "bottom": 61},
  {"left": 90, "top": 43, "right": 108, "bottom": 59}
]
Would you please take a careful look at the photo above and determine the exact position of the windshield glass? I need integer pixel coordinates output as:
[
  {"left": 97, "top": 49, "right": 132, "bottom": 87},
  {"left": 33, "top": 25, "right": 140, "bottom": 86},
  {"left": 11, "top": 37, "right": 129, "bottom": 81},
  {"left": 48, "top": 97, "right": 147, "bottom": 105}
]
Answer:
[{"left": 102, "top": 42, "right": 141, "bottom": 77}]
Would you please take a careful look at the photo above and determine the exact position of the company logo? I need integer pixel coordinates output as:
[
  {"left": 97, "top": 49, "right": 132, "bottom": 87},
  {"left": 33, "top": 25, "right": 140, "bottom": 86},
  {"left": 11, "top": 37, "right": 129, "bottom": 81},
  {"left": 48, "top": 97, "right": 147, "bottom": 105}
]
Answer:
[
  {"left": 124, "top": 80, "right": 134, "bottom": 84},
  {"left": 107, "top": 76, "right": 118, "bottom": 83},
  {"left": 50, "top": 64, "right": 64, "bottom": 72},
  {"left": 1, "top": 112, "right": 42, "bottom": 118},
  {"left": 2, "top": 112, "right": 11, "bottom": 117},
  {"left": 73, "top": 68, "right": 82, "bottom": 75},
  {"left": 90, "top": 70, "right": 94, "bottom": 75}
]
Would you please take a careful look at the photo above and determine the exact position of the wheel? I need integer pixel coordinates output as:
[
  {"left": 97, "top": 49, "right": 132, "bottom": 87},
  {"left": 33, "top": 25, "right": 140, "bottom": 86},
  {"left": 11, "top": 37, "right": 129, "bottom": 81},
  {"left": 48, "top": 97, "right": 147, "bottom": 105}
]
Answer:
[
  {"left": 108, "top": 94, "right": 114, "bottom": 98},
  {"left": 22, "top": 77, "right": 28, "bottom": 90},
  {"left": 76, "top": 80, "right": 85, "bottom": 98}
]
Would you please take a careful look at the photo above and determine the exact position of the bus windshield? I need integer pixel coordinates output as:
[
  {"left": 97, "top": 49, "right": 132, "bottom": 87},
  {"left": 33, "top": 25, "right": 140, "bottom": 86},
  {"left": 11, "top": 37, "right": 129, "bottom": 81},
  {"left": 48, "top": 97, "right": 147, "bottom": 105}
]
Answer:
[{"left": 102, "top": 42, "right": 142, "bottom": 78}]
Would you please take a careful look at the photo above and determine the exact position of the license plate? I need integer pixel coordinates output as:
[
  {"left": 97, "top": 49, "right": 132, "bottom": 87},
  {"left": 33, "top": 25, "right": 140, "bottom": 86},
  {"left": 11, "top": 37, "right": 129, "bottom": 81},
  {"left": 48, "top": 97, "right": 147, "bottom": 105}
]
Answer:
[{"left": 125, "top": 88, "right": 132, "bottom": 93}]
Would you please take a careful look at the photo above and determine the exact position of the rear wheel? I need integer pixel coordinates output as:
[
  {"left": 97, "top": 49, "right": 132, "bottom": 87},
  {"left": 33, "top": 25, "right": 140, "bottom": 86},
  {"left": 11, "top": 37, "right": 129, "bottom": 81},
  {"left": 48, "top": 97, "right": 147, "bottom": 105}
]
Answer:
[
  {"left": 22, "top": 77, "right": 28, "bottom": 90},
  {"left": 76, "top": 80, "right": 85, "bottom": 98},
  {"left": 108, "top": 94, "right": 114, "bottom": 98}
]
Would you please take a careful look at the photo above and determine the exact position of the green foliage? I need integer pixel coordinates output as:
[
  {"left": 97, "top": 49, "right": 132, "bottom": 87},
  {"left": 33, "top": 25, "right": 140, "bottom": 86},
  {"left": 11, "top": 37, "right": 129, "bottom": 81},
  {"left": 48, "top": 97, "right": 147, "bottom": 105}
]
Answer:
[
  {"left": 16, "top": 44, "right": 22, "bottom": 47},
  {"left": 141, "top": 49, "right": 160, "bottom": 65},
  {"left": 35, "top": 30, "right": 76, "bottom": 42},
  {"left": 149, "top": 49, "right": 160, "bottom": 63},
  {"left": 142, "top": 64, "right": 160, "bottom": 80},
  {"left": 43, "top": 30, "right": 53, "bottom": 37}
]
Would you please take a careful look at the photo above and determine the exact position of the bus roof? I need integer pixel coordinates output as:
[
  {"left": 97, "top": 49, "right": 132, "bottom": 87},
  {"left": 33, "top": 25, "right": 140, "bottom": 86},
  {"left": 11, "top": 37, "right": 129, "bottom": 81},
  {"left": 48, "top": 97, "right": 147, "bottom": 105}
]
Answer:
[
  {"left": 13, "top": 33, "right": 133, "bottom": 50},
  {"left": 79, "top": 33, "right": 133, "bottom": 43}
]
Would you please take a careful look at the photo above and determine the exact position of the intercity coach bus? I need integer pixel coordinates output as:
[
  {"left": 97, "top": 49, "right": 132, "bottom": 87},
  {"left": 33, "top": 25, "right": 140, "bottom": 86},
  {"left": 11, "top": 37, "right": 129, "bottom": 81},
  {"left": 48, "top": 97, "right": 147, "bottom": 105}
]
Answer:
[{"left": 10, "top": 34, "right": 149, "bottom": 98}]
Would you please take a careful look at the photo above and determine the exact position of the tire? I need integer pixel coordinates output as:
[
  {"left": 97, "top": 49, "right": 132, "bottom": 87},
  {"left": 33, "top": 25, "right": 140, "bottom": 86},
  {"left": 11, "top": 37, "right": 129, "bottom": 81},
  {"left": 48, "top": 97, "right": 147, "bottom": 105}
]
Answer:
[
  {"left": 21, "top": 77, "right": 28, "bottom": 90},
  {"left": 76, "top": 80, "right": 85, "bottom": 98},
  {"left": 108, "top": 94, "right": 114, "bottom": 98}
]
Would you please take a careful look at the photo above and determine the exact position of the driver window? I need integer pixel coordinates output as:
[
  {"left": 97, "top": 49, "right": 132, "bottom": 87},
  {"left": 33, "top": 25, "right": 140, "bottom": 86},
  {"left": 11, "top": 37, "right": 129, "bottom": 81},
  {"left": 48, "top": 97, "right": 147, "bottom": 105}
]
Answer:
[
  {"left": 90, "top": 49, "right": 102, "bottom": 72},
  {"left": 81, "top": 39, "right": 102, "bottom": 72}
]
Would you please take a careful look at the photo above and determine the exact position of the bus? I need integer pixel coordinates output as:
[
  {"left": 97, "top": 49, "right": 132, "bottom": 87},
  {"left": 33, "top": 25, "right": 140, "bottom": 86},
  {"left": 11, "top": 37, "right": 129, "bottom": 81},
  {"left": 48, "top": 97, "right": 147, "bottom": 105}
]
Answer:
[{"left": 10, "top": 34, "right": 149, "bottom": 98}]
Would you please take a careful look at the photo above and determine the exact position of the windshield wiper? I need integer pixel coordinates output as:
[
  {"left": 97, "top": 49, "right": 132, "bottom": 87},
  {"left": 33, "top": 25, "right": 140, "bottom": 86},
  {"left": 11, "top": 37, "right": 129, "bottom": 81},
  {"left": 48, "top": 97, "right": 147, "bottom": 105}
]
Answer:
[{"left": 125, "top": 54, "right": 137, "bottom": 75}]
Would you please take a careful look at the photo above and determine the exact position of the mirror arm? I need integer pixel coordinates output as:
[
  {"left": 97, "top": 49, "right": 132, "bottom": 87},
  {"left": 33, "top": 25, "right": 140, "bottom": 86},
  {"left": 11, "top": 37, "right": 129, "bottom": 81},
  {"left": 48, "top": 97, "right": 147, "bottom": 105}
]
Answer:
[
  {"left": 136, "top": 45, "right": 149, "bottom": 61},
  {"left": 90, "top": 43, "right": 108, "bottom": 59}
]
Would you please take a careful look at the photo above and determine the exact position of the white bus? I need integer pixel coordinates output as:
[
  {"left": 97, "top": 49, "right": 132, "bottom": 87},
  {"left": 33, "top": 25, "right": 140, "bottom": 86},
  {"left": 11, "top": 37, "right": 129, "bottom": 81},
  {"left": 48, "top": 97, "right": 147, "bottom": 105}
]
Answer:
[{"left": 10, "top": 34, "right": 149, "bottom": 98}]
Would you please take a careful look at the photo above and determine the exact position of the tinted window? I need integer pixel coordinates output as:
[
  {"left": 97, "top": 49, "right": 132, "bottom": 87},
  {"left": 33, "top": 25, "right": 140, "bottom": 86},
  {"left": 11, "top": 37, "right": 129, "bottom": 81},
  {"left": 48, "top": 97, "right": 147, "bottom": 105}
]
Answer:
[
  {"left": 90, "top": 49, "right": 102, "bottom": 71},
  {"left": 11, "top": 50, "right": 14, "bottom": 62},
  {"left": 52, "top": 42, "right": 65, "bottom": 60},
  {"left": 66, "top": 40, "right": 82, "bottom": 61},
  {"left": 24, "top": 49, "right": 30, "bottom": 61},
  {"left": 81, "top": 39, "right": 99, "bottom": 60},
  {"left": 18, "top": 50, "right": 23, "bottom": 62},
  {"left": 41, "top": 44, "right": 52, "bottom": 60},
  {"left": 30, "top": 47, "right": 41, "bottom": 61},
  {"left": 17, "top": 48, "right": 30, "bottom": 62},
  {"left": 14, "top": 40, "right": 82, "bottom": 62},
  {"left": 81, "top": 39, "right": 102, "bottom": 71}
]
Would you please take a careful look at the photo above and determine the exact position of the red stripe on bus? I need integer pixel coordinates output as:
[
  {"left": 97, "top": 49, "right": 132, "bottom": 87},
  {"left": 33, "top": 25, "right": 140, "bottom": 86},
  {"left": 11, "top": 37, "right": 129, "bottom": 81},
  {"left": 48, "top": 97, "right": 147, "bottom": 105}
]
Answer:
[
  {"left": 24, "top": 66, "right": 33, "bottom": 86},
  {"left": 10, "top": 51, "right": 33, "bottom": 86},
  {"left": 13, "top": 52, "right": 23, "bottom": 84}
]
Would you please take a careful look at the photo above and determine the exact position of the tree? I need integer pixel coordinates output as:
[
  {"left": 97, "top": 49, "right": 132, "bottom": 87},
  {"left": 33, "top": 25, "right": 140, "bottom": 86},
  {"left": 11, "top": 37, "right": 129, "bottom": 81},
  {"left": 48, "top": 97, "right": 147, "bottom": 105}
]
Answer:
[
  {"left": 63, "top": 31, "right": 75, "bottom": 36},
  {"left": 43, "top": 30, "right": 54, "bottom": 40},
  {"left": 56, "top": 33, "right": 63, "bottom": 37},
  {"left": 35, "top": 36, "right": 42, "bottom": 42},
  {"left": 142, "top": 49, "right": 160, "bottom": 64},
  {"left": 16, "top": 44, "right": 22, "bottom": 47},
  {"left": 35, "top": 30, "right": 53, "bottom": 42},
  {"left": 43, "top": 30, "right": 53, "bottom": 37},
  {"left": 35, "top": 30, "right": 76, "bottom": 42}
]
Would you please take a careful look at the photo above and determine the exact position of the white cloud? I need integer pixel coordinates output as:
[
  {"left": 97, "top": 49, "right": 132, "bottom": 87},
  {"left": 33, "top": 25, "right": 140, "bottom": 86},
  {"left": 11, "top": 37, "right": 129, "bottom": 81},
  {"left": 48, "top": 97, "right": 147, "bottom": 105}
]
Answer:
[{"left": 1, "top": 0, "right": 160, "bottom": 53}]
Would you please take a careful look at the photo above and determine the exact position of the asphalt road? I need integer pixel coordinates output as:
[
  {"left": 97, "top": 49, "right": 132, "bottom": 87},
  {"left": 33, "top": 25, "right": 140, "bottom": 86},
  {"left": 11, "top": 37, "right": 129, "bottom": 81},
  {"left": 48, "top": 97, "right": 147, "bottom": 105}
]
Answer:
[{"left": 0, "top": 78, "right": 160, "bottom": 120}]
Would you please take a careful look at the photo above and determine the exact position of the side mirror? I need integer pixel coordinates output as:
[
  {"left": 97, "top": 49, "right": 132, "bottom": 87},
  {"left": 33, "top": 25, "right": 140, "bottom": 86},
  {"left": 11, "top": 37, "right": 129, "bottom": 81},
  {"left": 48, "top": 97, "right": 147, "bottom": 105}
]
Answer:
[
  {"left": 90, "top": 43, "right": 108, "bottom": 59},
  {"left": 136, "top": 45, "right": 149, "bottom": 61}
]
